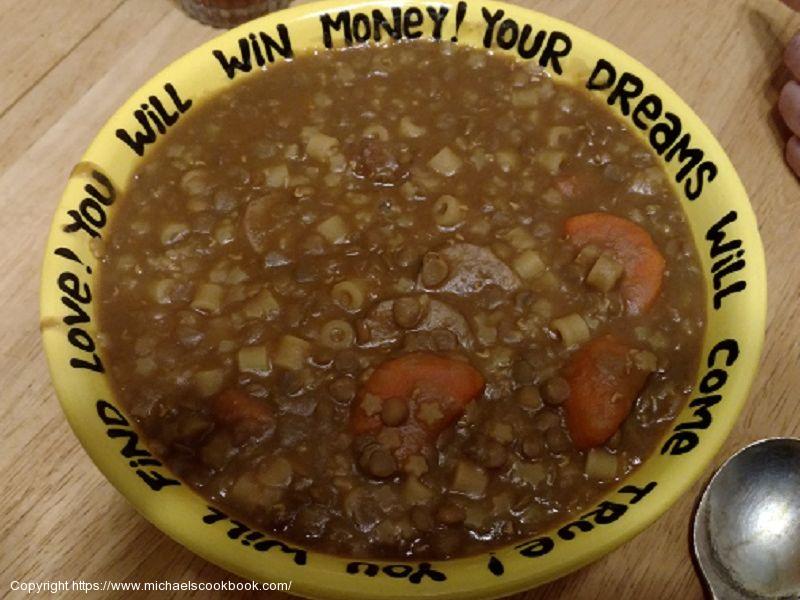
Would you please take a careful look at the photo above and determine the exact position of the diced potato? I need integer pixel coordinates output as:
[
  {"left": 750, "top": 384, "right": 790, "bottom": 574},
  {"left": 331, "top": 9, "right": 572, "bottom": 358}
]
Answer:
[
  {"left": 293, "top": 184, "right": 314, "bottom": 197},
  {"left": 551, "top": 313, "right": 590, "bottom": 347},
  {"left": 513, "top": 250, "right": 546, "bottom": 280},
  {"left": 633, "top": 349, "right": 658, "bottom": 372},
  {"left": 135, "top": 357, "right": 156, "bottom": 376},
  {"left": 533, "top": 271, "right": 559, "bottom": 292},
  {"left": 284, "top": 143, "right": 300, "bottom": 160},
  {"left": 412, "top": 167, "right": 441, "bottom": 191},
  {"left": 324, "top": 173, "right": 342, "bottom": 187},
  {"left": 474, "top": 313, "right": 498, "bottom": 347},
  {"left": 586, "top": 253, "right": 624, "bottom": 292},
  {"left": 244, "top": 289, "right": 280, "bottom": 320},
  {"left": 541, "top": 187, "right": 563, "bottom": 206},
  {"left": 180, "top": 169, "right": 209, "bottom": 195},
  {"left": 194, "top": 369, "right": 224, "bottom": 397},
  {"left": 214, "top": 222, "right": 235, "bottom": 245},
  {"left": 469, "top": 218, "right": 492, "bottom": 238},
  {"left": 264, "top": 164, "right": 289, "bottom": 188},
  {"left": 218, "top": 340, "right": 237, "bottom": 353},
  {"left": 547, "top": 126, "right": 573, "bottom": 147},
  {"left": 491, "top": 492, "right": 513, "bottom": 516},
  {"left": 511, "top": 88, "right": 540, "bottom": 108},
  {"left": 258, "top": 457, "right": 294, "bottom": 487},
  {"left": 585, "top": 449, "right": 618, "bottom": 481},
  {"left": 532, "top": 298, "right": 553, "bottom": 318},
  {"left": 466, "top": 52, "right": 487, "bottom": 68},
  {"left": 115, "top": 254, "right": 136, "bottom": 273},
  {"left": 403, "top": 455, "right": 429, "bottom": 477},
  {"left": 486, "top": 346, "right": 513, "bottom": 370},
  {"left": 649, "top": 330, "right": 668, "bottom": 350},
  {"left": 274, "top": 335, "right": 310, "bottom": 370},
  {"left": 393, "top": 277, "right": 415, "bottom": 293},
  {"left": 629, "top": 166, "right": 664, "bottom": 196},
  {"left": 514, "top": 461, "right": 547, "bottom": 488},
  {"left": 537, "top": 150, "right": 566, "bottom": 175},
  {"left": 160, "top": 222, "right": 189, "bottom": 246},
  {"left": 228, "top": 472, "right": 261, "bottom": 509},
  {"left": 428, "top": 146, "right": 463, "bottom": 176},
  {"left": 316, "top": 215, "right": 349, "bottom": 244},
  {"left": 314, "top": 92, "right": 332, "bottom": 107},
  {"left": 201, "top": 433, "right": 236, "bottom": 470},
  {"left": 306, "top": 132, "right": 339, "bottom": 162},
  {"left": 495, "top": 150, "right": 519, "bottom": 173},
  {"left": 209, "top": 262, "right": 228, "bottom": 284},
  {"left": 574, "top": 244, "right": 601, "bottom": 269},
  {"left": 399, "top": 116, "right": 427, "bottom": 138},
  {"left": 226, "top": 266, "right": 249, "bottom": 284},
  {"left": 150, "top": 278, "right": 175, "bottom": 304},
  {"left": 403, "top": 477, "right": 434, "bottom": 505},
  {"left": 186, "top": 197, "right": 210, "bottom": 213},
  {"left": 377, "top": 428, "right": 402, "bottom": 450},
  {"left": 452, "top": 461, "right": 488, "bottom": 498},
  {"left": 191, "top": 283, "right": 223, "bottom": 314},
  {"left": 345, "top": 192, "right": 370, "bottom": 206},
  {"left": 470, "top": 147, "right": 491, "bottom": 170},
  {"left": 329, "top": 152, "right": 347, "bottom": 173},
  {"left": 372, "top": 518, "right": 413, "bottom": 545},
  {"left": 503, "top": 227, "right": 535, "bottom": 251},
  {"left": 464, "top": 504, "right": 490, "bottom": 529},
  {"left": 237, "top": 345, "right": 271, "bottom": 376},
  {"left": 355, "top": 210, "right": 373, "bottom": 226},
  {"left": 360, "top": 393, "right": 383, "bottom": 417},
  {"left": 300, "top": 126, "right": 320, "bottom": 142},
  {"left": 343, "top": 487, "right": 370, "bottom": 519}
]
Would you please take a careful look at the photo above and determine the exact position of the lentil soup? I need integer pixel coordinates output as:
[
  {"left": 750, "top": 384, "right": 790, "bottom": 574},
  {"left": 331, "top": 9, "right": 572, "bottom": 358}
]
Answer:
[{"left": 97, "top": 40, "right": 705, "bottom": 560}]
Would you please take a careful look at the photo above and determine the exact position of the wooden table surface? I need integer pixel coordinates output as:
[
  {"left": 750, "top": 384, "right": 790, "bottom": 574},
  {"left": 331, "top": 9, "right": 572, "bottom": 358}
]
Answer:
[{"left": 2, "top": 0, "right": 799, "bottom": 598}]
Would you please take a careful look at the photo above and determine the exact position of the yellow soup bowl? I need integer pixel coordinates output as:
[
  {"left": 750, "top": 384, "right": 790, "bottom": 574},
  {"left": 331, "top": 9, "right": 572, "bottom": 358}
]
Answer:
[{"left": 40, "top": 1, "right": 766, "bottom": 598}]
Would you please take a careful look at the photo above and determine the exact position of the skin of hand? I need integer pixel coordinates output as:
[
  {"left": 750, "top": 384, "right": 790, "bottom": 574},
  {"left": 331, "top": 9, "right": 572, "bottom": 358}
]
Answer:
[{"left": 781, "top": 0, "right": 800, "bottom": 176}]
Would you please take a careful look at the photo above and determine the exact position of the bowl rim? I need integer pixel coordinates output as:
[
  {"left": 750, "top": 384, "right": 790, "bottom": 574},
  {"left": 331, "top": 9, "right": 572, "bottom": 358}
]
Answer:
[{"left": 39, "top": 1, "right": 767, "bottom": 598}]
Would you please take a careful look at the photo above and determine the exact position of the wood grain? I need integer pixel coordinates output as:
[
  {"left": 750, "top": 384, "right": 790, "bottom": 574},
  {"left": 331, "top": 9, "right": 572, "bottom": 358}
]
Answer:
[{"left": 1, "top": 0, "right": 798, "bottom": 598}]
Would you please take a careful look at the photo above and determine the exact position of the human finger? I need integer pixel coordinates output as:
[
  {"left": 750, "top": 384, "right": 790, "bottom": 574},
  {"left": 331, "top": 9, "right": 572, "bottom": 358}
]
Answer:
[
  {"left": 779, "top": 80, "right": 800, "bottom": 137},
  {"left": 787, "top": 136, "right": 800, "bottom": 178},
  {"left": 786, "top": 31, "right": 800, "bottom": 79}
]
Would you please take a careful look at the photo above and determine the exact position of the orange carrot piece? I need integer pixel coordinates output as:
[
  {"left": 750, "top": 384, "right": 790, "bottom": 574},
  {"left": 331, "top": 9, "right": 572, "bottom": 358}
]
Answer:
[
  {"left": 351, "top": 353, "right": 485, "bottom": 460},
  {"left": 564, "top": 335, "right": 650, "bottom": 449},
  {"left": 212, "top": 389, "right": 273, "bottom": 426},
  {"left": 565, "top": 212, "right": 666, "bottom": 315}
]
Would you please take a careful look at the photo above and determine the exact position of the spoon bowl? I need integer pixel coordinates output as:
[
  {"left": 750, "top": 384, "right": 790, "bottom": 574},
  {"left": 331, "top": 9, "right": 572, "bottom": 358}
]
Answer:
[{"left": 693, "top": 438, "right": 800, "bottom": 599}]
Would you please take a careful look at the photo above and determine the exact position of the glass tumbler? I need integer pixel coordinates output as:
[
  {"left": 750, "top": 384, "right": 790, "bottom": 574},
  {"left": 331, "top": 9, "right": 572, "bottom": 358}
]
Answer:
[{"left": 181, "top": 0, "right": 291, "bottom": 28}]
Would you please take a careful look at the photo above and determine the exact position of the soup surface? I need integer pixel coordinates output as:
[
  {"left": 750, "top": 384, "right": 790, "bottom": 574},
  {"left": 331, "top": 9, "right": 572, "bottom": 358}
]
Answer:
[{"left": 97, "top": 41, "right": 705, "bottom": 559}]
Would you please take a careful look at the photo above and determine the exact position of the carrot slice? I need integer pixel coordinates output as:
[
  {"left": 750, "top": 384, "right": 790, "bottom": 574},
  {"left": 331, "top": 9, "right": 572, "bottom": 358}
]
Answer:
[
  {"left": 212, "top": 389, "right": 273, "bottom": 427},
  {"left": 565, "top": 212, "right": 666, "bottom": 315},
  {"left": 351, "top": 352, "right": 485, "bottom": 460},
  {"left": 564, "top": 335, "right": 650, "bottom": 449}
]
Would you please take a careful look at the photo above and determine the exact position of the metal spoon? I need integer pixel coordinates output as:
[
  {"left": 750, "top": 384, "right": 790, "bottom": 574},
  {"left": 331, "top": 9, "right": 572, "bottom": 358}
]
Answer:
[{"left": 693, "top": 438, "right": 800, "bottom": 599}]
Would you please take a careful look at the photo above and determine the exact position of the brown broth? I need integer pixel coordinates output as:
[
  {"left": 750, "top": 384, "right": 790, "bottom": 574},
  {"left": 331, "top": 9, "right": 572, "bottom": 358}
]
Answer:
[{"left": 97, "top": 41, "right": 705, "bottom": 559}]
